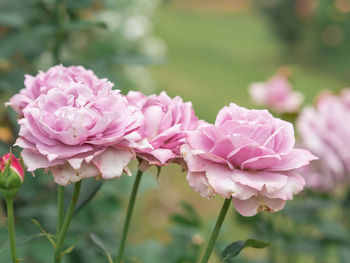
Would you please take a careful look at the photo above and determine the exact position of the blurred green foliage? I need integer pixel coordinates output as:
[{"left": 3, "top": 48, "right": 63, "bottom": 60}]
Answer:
[
  {"left": 1, "top": 0, "right": 350, "bottom": 262},
  {"left": 256, "top": 0, "right": 350, "bottom": 80}
]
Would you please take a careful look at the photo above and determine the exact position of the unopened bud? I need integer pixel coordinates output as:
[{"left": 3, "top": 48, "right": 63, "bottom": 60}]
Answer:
[{"left": 0, "top": 153, "right": 24, "bottom": 199}]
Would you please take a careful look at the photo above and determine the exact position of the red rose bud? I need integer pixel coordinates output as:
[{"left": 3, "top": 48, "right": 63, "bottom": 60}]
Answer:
[{"left": 0, "top": 153, "right": 25, "bottom": 200}]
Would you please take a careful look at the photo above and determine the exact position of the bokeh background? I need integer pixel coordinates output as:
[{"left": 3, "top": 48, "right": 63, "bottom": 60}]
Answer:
[{"left": 1, "top": 0, "right": 350, "bottom": 262}]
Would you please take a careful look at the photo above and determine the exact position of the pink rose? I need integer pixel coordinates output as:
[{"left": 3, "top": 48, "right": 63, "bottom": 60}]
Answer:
[
  {"left": 10, "top": 65, "right": 146, "bottom": 185},
  {"left": 249, "top": 74, "right": 304, "bottom": 114},
  {"left": 297, "top": 90, "right": 350, "bottom": 191},
  {"left": 127, "top": 91, "right": 199, "bottom": 168},
  {"left": 6, "top": 65, "right": 109, "bottom": 116},
  {"left": 181, "top": 103, "right": 317, "bottom": 216}
]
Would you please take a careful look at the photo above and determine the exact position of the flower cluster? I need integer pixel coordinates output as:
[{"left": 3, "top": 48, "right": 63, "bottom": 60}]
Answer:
[
  {"left": 7, "top": 65, "right": 199, "bottom": 185},
  {"left": 297, "top": 90, "right": 350, "bottom": 192},
  {"left": 7, "top": 65, "right": 316, "bottom": 216}
]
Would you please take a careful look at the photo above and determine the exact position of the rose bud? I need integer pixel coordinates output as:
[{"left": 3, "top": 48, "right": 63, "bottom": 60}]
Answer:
[{"left": 0, "top": 153, "right": 25, "bottom": 199}]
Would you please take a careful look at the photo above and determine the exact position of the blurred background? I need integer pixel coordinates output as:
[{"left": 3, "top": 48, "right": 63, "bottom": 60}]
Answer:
[{"left": 1, "top": 0, "right": 350, "bottom": 262}]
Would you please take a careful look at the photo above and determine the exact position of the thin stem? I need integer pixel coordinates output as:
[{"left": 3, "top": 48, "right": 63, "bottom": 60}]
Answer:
[
  {"left": 6, "top": 199, "right": 19, "bottom": 263},
  {"left": 116, "top": 170, "right": 143, "bottom": 263},
  {"left": 54, "top": 181, "right": 82, "bottom": 263},
  {"left": 200, "top": 197, "right": 231, "bottom": 263},
  {"left": 56, "top": 185, "right": 65, "bottom": 236}
]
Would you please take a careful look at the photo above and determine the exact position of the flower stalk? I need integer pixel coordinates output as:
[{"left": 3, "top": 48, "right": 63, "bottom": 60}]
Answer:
[
  {"left": 116, "top": 169, "right": 143, "bottom": 263},
  {"left": 54, "top": 181, "right": 82, "bottom": 263},
  {"left": 56, "top": 185, "right": 65, "bottom": 236},
  {"left": 200, "top": 197, "right": 231, "bottom": 263},
  {"left": 6, "top": 199, "right": 19, "bottom": 263}
]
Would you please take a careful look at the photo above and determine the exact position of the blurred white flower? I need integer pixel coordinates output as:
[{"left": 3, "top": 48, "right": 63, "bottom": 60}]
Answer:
[
  {"left": 140, "top": 37, "right": 167, "bottom": 58},
  {"left": 98, "top": 10, "right": 122, "bottom": 31},
  {"left": 124, "top": 65, "right": 157, "bottom": 93},
  {"left": 123, "top": 15, "right": 151, "bottom": 40}
]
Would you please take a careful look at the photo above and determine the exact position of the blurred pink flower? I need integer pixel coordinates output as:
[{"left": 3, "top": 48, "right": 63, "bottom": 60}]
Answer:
[
  {"left": 6, "top": 65, "right": 109, "bottom": 116},
  {"left": 297, "top": 90, "right": 350, "bottom": 191},
  {"left": 127, "top": 91, "right": 199, "bottom": 169},
  {"left": 249, "top": 74, "right": 304, "bottom": 114},
  {"left": 10, "top": 65, "right": 146, "bottom": 185},
  {"left": 182, "top": 103, "right": 316, "bottom": 216}
]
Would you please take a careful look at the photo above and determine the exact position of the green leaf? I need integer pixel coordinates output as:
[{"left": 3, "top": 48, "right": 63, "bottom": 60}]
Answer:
[
  {"left": 61, "top": 243, "right": 76, "bottom": 257},
  {"left": 170, "top": 201, "right": 202, "bottom": 228},
  {"left": 0, "top": 12, "right": 25, "bottom": 28},
  {"left": 0, "top": 25, "right": 54, "bottom": 58},
  {"left": 156, "top": 166, "right": 161, "bottom": 182},
  {"left": 89, "top": 233, "right": 113, "bottom": 263},
  {"left": 64, "top": 177, "right": 103, "bottom": 214},
  {"left": 0, "top": 233, "right": 46, "bottom": 253},
  {"left": 63, "top": 20, "right": 107, "bottom": 31},
  {"left": 222, "top": 239, "right": 271, "bottom": 262},
  {"left": 170, "top": 214, "right": 197, "bottom": 228},
  {"left": 30, "top": 219, "right": 56, "bottom": 248}
]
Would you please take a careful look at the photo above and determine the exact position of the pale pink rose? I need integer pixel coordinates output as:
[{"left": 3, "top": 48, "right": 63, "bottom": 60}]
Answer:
[
  {"left": 181, "top": 103, "right": 317, "bottom": 217},
  {"left": 6, "top": 65, "right": 109, "bottom": 116},
  {"left": 297, "top": 90, "right": 350, "bottom": 191},
  {"left": 10, "top": 65, "right": 146, "bottom": 185},
  {"left": 127, "top": 91, "right": 199, "bottom": 169},
  {"left": 249, "top": 75, "right": 304, "bottom": 114}
]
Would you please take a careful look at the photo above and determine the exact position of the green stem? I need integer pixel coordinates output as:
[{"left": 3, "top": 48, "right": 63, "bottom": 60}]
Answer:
[
  {"left": 56, "top": 185, "right": 65, "bottom": 236},
  {"left": 6, "top": 199, "right": 19, "bottom": 263},
  {"left": 200, "top": 197, "right": 231, "bottom": 263},
  {"left": 116, "top": 170, "right": 143, "bottom": 263},
  {"left": 54, "top": 181, "right": 82, "bottom": 263}
]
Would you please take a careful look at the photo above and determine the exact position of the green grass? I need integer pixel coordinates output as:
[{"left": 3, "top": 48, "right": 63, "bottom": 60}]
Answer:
[{"left": 150, "top": 5, "right": 347, "bottom": 122}]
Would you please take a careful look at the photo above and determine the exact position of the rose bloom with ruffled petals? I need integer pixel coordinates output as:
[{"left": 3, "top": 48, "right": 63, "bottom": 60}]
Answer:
[
  {"left": 249, "top": 74, "right": 304, "bottom": 114},
  {"left": 181, "top": 103, "right": 317, "bottom": 216},
  {"left": 7, "top": 65, "right": 110, "bottom": 116},
  {"left": 297, "top": 89, "right": 350, "bottom": 192},
  {"left": 127, "top": 91, "right": 199, "bottom": 169},
  {"left": 8, "top": 65, "right": 147, "bottom": 185}
]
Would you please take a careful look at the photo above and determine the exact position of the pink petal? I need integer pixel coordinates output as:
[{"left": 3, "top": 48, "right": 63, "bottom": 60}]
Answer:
[
  {"left": 92, "top": 148, "right": 134, "bottom": 179},
  {"left": 233, "top": 197, "right": 260, "bottom": 217},
  {"left": 186, "top": 171, "right": 214, "bottom": 198},
  {"left": 262, "top": 197, "right": 286, "bottom": 212},
  {"left": 21, "top": 149, "right": 65, "bottom": 171},
  {"left": 227, "top": 144, "right": 276, "bottom": 169},
  {"left": 231, "top": 169, "right": 288, "bottom": 192},
  {"left": 205, "top": 164, "right": 256, "bottom": 199},
  {"left": 268, "top": 148, "right": 318, "bottom": 171}
]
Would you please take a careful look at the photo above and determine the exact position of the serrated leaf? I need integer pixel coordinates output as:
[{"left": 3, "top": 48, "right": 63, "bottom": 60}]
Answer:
[
  {"left": 89, "top": 233, "right": 113, "bottom": 263},
  {"left": 222, "top": 239, "right": 271, "bottom": 262},
  {"left": 30, "top": 219, "right": 56, "bottom": 248}
]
